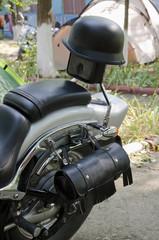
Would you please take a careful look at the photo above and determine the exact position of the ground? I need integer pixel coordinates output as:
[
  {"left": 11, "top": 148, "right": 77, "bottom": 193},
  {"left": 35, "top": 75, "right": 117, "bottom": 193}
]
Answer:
[
  {"left": 0, "top": 39, "right": 18, "bottom": 60},
  {"left": 72, "top": 154, "right": 159, "bottom": 240}
]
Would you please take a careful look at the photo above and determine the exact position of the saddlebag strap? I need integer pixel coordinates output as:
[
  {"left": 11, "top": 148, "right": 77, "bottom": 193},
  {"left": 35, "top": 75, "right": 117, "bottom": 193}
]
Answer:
[
  {"left": 123, "top": 166, "right": 133, "bottom": 186},
  {"left": 103, "top": 143, "right": 133, "bottom": 186}
]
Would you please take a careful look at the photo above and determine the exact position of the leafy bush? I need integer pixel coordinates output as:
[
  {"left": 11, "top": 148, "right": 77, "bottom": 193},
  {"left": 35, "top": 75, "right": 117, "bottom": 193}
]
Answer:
[
  {"left": 105, "top": 60, "right": 159, "bottom": 88},
  {"left": 1, "top": 41, "right": 37, "bottom": 83},
  {"left": 119, "top": 94, "right": 159, "bottom": 144}
]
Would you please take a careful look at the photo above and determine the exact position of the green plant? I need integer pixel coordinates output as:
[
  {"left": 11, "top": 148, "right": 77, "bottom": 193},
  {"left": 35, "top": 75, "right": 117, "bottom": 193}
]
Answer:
[
  {"left": 119, "top": 94, "right": 159, "bottom": 144},
  {"left": 1, "top": 41, "right": 37, "bottom": 83},
  {"left": 58, "top": 70, "right": 72, "bottom": 79},
  {"left": 105, "top": 60, "right": 159, "bottom": 88},
  {"left": 19, "top": 41, "right": 38, "bottom": 81}
]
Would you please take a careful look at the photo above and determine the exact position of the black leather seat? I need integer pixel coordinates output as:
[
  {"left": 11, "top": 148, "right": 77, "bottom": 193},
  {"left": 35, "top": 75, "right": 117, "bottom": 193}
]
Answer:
[
  {"left": 0, "top": 104, "right": 30, "bottom": 188},
  {"left": 3, "top": 79, "right": 91, "bottom": 123}
]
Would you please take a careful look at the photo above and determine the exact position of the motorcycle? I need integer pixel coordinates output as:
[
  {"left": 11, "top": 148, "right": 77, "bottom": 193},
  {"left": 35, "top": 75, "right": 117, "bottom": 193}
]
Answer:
[
  {"left": 17, "top": 15, "right": 36, "bottom": 60},
  {"left": 0, "top": 16, "right": 133, "bottom": 240}
]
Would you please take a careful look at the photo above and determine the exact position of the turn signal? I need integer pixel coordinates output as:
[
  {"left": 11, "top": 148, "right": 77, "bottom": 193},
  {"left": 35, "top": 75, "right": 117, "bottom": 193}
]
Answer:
[{"left": 101, "top": 126, "right": 118, "bottom": 137}]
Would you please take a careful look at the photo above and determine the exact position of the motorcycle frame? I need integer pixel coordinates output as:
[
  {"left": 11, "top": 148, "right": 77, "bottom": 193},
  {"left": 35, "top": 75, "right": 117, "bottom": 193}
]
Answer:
[{"left": 0, "top": 91, "right": 128, "bottom": 201}]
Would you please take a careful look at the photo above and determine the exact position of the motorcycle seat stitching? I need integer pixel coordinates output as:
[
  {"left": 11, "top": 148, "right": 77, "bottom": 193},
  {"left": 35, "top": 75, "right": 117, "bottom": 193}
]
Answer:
[
  {"left": 3, "top": 79, "right": 91, "bottom": 123},
  {"left": 10, "top": 88, "right": 46, "bottom": 118}
]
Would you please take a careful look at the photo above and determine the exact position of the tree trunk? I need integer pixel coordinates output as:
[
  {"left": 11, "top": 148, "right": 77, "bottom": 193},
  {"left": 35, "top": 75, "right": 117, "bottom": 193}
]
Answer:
[
  {"left": 37, "top": 0, "right": 57, "bottom": 78},
  {"left": 9, "top": 2, "right": 24, "bottom": 40},
  {"left": 123, "top": 0, "right": 129, "bottom": 65},
  {"left": 15, "top": 5, "right": 24, "bottom": 40}
]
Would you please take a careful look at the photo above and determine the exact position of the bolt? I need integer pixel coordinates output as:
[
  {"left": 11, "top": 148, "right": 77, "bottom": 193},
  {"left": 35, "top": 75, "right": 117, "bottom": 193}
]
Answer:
[
  {"left": 62, "top": 217, "right": 67, "bottom": 223},
  {"left": 42, "top": 229, "right": 49, "bottom": 237},
  {"left": 13, "top": 193, "right": 19, "bottom": 199},
  {"left": 46, "top": 203, "right": 54, "bottom": 209}
]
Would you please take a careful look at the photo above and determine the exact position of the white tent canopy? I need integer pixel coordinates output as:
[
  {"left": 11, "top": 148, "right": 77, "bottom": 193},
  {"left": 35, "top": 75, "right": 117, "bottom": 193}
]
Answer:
[{"left": 81, "top": 0, "right": 159, "bottom": 64}]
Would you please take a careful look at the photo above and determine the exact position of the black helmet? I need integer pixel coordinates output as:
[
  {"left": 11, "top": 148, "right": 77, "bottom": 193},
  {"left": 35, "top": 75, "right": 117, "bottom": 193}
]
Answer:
[{"left": 63, "top": 16, "right": 125, "bottom": 65}]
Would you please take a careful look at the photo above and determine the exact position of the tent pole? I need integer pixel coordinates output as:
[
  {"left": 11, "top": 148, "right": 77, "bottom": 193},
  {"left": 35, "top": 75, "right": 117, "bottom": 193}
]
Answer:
[{"left": 123, "top": 0, "right": 129, "bottom": 65}]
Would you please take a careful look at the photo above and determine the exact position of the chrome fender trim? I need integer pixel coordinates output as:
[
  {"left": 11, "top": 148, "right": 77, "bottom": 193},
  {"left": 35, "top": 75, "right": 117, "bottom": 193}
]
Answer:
[{"left": 19, "top": 105, "right": 97, "bottom": 159}]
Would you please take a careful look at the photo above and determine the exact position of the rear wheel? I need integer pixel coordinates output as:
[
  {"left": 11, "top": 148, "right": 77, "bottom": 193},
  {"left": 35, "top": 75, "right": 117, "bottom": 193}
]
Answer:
[{"left": 4, "top": 150, "right": 93, "bottom": 240}]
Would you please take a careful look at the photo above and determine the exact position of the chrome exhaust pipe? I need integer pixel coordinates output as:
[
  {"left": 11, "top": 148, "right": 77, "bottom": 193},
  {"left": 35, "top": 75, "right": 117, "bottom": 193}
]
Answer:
[{"left": 54, "top": 143, "right": 132, "bottom": 203}]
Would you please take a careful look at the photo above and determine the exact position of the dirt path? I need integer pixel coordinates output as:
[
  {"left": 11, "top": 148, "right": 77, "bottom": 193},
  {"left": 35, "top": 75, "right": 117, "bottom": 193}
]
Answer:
[
  {"left": 0, "top": 39, "right": 18, "bottom": 60},
  {"left": 72, "top": 153, "right": 159, "bottom": 240}
]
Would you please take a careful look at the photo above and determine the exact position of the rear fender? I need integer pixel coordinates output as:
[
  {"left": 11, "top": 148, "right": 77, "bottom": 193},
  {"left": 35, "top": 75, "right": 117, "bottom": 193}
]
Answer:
[
  {"left": 19, "top": 93, "right": 128, "bottom": 159},
  {"left": 18, "top": 105, "right": 97, "bottom": 160},
  {"left": 90, "top": 92, "right": 128, "bottom": 128}
]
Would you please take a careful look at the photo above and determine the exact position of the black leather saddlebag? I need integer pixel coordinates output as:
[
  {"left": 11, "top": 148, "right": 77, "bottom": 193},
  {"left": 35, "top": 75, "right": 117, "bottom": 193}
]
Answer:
[{"left": 54, "top": 142, "right": 133, "bottom": 203}]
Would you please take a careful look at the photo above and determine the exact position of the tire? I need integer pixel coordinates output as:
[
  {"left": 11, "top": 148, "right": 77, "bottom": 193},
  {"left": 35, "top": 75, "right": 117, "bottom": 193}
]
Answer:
[
  {"left": 48, "top": 205, "right": 92, "bottom": 240},
  {"left": 5, "top": 201, "right": 92, "bottom": 240},
  {"left": 4, "top": 150, "right": 93, "bottom": 240}
]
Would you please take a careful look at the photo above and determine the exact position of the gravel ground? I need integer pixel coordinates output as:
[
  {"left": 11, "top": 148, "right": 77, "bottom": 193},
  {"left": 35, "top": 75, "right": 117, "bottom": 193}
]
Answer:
[
  {"left": 72, "top": 154, "right": 159, "bottom": 240},
  {"left": 0, "top": 39, "right": 18, "bottom": 60}
]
